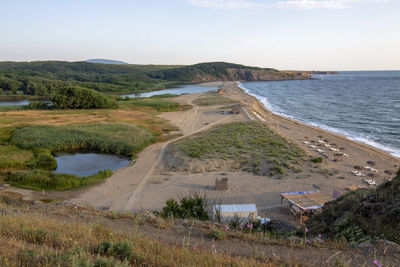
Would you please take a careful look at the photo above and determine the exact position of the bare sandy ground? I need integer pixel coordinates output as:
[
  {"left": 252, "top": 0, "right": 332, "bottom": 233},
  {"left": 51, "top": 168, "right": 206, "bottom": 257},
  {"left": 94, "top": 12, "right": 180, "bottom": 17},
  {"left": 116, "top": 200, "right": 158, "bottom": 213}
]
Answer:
[
  {"left": 53, "top": 81, "right": 399, "bottom": 216},
  {"left": 71, "top": 89, "right": 246, "bottom": 210},
  {"left": 118, "top": 82, "right": 400, "bottom": 216}
]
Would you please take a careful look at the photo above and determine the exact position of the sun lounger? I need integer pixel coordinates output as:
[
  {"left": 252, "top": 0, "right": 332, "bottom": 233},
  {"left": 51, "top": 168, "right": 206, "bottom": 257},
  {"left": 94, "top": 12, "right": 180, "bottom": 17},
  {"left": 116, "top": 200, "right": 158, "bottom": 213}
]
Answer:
[
  {"left": 363, "top": 166, "right": 378, "bottom": 172},
  {"left": 363, "top": 179, "right": 377, "bottom": 186},
  {"left": 351, "top": 171, "right": 366, "bottom": 177}
]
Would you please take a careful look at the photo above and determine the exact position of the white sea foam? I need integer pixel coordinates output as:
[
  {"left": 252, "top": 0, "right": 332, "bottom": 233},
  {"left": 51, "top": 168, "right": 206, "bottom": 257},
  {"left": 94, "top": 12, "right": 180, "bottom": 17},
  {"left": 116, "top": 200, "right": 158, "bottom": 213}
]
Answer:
[{"left": 238, "top": 82, "right": 400, "bottom": 158}]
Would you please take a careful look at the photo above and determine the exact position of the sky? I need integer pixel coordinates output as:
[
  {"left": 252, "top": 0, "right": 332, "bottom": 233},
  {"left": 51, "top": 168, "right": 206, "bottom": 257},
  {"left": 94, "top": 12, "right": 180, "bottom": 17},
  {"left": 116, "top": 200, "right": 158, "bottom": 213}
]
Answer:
[{"left": 0, "top": 0, "right": 399, "bottom": 70}]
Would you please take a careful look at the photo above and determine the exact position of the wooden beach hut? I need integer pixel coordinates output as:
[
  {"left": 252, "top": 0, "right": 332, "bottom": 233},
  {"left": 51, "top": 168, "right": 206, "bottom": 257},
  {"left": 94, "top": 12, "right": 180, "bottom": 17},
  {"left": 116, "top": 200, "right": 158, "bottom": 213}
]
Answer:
[
  {"left": 215, "top": 178, "right": 228, "bottom": 191},
  {"left": 213, "top": 204, "right": 258, "bottom": 223},
  {"left": 280, "top": 191, "right": 332, "bottom": 223}
]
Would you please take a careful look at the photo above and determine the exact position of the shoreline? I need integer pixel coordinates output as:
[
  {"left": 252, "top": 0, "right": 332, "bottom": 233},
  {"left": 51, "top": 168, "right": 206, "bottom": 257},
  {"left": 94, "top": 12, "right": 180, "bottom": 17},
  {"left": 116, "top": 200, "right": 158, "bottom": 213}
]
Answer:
[{"left": 236, "top": 81, "right": 400, "bottom": 161}]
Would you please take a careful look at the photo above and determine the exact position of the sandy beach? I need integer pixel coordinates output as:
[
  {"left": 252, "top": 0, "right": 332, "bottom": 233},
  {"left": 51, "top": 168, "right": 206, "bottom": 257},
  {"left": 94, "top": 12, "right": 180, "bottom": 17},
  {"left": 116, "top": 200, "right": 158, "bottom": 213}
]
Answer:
[{"left": 68, "top": 81, "right": 399, "bottom": 220}]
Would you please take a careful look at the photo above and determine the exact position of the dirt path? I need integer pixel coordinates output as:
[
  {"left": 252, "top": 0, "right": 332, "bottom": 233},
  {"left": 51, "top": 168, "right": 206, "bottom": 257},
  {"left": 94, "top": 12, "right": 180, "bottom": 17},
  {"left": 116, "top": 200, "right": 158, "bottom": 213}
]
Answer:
[{"left": 72, "top": 92, "right": 238, "bottom": 211}]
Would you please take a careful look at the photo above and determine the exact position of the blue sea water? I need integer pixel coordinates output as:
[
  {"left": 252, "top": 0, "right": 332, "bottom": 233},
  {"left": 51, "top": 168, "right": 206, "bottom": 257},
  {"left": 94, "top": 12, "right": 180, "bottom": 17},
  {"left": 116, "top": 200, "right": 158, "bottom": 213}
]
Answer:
[{"left": 240, "top": 71, "right": 400, "bottom": 158}]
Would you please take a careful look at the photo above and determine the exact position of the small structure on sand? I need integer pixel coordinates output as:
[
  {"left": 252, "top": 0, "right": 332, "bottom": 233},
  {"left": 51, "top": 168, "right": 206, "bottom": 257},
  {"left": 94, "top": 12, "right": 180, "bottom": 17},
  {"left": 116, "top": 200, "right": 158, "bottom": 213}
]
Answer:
[
  {"left": 232, "top": 104, "right": 241, "bottom": 114},
  {"left": 280, "top": 191, "right": 332, "bottom": 224},
  {"left": 215, "top": 178, "right": 228, "bottom": 191},
  {"left": 213, "top": 204, "right": 258, "bottom": 222},
  {"left": 334, "top": 153, "right": 345, "bottom": 162},
  {"left": 218, "top": 88, "right": 224, "bottom": 95}
]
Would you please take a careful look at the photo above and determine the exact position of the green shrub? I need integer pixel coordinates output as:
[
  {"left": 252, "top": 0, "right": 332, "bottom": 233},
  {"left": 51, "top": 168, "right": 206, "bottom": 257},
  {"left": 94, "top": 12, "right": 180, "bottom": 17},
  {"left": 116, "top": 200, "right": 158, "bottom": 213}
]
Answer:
[
  {"left": 312, "top": 157, "right": 323, "bottom": 163},
  {"left": 94, "top": 257, "right": 129, "bottom": 267},
  {"left": 28, "top": 101, "right": 50, "bottom": 109},
  {"left": 53, "top": 86, "right": 117, "bottom": 109},
  {"left": 94, "top": 241, "right": 134, "bottom": 262},
  {"left": 334, "top": 216, "right": 372, "bottom": 246},
  {"left": 209, "top": 227, "right": 226, "bottom": 240},
  {"left": 161, "top": 194, "right": 209, "bottom": 220}
]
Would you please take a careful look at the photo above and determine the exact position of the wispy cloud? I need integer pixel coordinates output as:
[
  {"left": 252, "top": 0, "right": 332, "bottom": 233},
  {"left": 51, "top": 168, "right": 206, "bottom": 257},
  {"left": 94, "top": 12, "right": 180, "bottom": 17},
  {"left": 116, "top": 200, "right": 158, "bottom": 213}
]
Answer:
[
  {"left": 188, "top": 0, "right": 270, "bottom": 9},
  {"left": 188, "top": 0, "right": 390, "bottom": 10}
]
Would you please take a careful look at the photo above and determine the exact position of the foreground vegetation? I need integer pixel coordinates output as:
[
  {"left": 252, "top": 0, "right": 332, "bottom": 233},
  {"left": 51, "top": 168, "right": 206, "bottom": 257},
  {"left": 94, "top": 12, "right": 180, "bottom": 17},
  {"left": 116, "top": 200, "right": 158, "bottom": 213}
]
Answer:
[
  {"left": 307, "top": 169, "right": 400, "bottom": 245},
  {"left": 171, "top": 122, "right": 304, "bottom": 175},
  {"left": 5, "top": 169, "right": 113, "bottom": 191},
  {"left": 0, "top": 194, "right": 269, "bottom": 267}
]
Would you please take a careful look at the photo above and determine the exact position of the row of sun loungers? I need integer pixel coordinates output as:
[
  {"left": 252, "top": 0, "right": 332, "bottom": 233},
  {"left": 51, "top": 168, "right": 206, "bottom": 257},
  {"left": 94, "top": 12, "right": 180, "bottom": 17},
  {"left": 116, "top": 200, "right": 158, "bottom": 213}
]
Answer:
[
  {"left": 303, "top": 140, "right": 349, "bottom": 157},
  {"left": 252, "top": 111, "right": 266, "bottom": 122},
  {"left": 241, "top": 107, "right": 254, "bottom": 121}
]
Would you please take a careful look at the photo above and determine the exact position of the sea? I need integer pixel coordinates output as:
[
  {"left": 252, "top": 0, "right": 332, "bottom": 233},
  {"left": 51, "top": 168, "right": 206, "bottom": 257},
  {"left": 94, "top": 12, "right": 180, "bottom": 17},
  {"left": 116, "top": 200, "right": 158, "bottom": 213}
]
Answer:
[{"left": 239, "top": 71, "right": 400, "bottom": 158}]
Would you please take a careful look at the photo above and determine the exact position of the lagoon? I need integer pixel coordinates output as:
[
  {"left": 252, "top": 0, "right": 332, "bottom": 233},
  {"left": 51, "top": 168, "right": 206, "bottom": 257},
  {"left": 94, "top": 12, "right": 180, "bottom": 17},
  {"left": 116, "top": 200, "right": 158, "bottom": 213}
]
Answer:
[
  {"left": 55, "top": 153, "right": 130, "bottom": 177},
  {"left": 120, "top": 84, "right": 218, "bottom": 98}
]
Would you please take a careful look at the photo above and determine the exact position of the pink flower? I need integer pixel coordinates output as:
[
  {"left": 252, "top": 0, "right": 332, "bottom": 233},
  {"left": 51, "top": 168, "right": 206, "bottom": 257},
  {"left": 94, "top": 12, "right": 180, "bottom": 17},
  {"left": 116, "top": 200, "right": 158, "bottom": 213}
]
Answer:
[
  {"left": 74, "top": 205, "right": 78, "bottom": 209},
  {"left": 193, "top": 244, "right": 197, "bottom": 250},
  {"left": 318, "top": 234, "right": 322, "bottom": 239},
  {"left": 225, "top": 225, "right": 229, "bottom": 231},
  {"left": 305, "top": 227, "right": 309, "bottom": 233},
  {"left": 131, "top": 207, "right": 135, "bottom": 212},
  {"left": 307, "top": 239, "right": 311, "bottom": 244},
  {"left": 373, "top": 260, "right": 382, "bottom": 267},
  {"left": 240, "top": 224, "right": 244, "bottom": 229}
]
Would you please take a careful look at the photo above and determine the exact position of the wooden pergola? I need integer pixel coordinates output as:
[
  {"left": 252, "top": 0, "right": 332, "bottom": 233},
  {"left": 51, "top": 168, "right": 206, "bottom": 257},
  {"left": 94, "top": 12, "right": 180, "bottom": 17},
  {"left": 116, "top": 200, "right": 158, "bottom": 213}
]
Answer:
[{"left": 280, "top": 191, "right": 332, "bottom": 223}]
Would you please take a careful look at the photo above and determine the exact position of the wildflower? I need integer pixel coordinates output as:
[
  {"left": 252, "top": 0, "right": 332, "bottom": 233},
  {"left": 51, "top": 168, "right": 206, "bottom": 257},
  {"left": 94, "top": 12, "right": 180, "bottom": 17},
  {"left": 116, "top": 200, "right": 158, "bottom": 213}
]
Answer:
[
  {"left": 307, "top": 239, "right": 311, "bottom": 244},
  {"left": 131, "top": 207, "right": 135, "bottom": 212},
  {"left": 74, "top": 205, "right": 78, "bottom": 209},
  {"left": 240, "top": 224, "right": 244, "bottom": 229},
  {"left": 318, "top": 234, "right": 322, "bottom": 239},
  {"left": 193, "top": 244, "right": 197, "bottom": 250},
  {"left": 211, "top": 243, "right": 217, "bottom": 254},
  {"left": 373, "top": 260, "right": 382, "bottom": 267},
  {"left": 305, "top": 227, "right": 309, "bottom": 233},
  {"left": 225, "top": 225, "right": 229, "bottom": 231}
]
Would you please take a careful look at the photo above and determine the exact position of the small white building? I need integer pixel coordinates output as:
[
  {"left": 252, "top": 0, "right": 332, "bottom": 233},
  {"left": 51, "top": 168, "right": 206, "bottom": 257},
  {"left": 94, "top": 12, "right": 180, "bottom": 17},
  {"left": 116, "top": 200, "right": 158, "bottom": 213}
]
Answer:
[{"left": 213, "top": 204, "right": 258, "bottom": 222}]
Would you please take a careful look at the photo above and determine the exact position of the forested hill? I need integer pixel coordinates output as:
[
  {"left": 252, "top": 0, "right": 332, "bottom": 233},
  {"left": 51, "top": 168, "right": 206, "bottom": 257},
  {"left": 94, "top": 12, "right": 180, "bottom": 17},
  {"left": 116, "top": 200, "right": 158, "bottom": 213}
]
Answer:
[
  {"left": 0, "top": 61, "right": 311, "bottom": 97},
  {"left": 149, "top": 62, "right": 311, "bottom": 82}
]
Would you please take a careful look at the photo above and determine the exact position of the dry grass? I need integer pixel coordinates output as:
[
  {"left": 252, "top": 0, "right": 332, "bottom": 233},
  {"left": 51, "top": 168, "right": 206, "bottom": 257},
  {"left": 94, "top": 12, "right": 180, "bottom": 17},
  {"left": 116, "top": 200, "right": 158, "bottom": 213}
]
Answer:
[{"left": 0, "top": 195, "right": 278, "bottom": 267}]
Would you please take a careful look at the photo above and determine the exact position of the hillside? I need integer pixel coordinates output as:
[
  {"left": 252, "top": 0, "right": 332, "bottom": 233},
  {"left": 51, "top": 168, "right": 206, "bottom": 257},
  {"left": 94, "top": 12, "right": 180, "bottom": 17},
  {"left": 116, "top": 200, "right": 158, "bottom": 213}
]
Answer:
[
  {"left": 307, "top": 170, "right": 400, "bottom": 245},
  {"left": 0, "top": 61, "right": 311, "bottom": 97},
  {"left": 149, "top": 62, "right": 311, "bottom": 82}
]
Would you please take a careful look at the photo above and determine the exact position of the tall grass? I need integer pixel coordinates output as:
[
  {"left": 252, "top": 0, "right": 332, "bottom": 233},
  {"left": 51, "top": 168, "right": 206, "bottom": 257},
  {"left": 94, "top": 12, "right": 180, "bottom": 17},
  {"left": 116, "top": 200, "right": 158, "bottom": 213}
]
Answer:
[
  {"left": 11, "top": 123, "right": 157, "bottom": 157},
  {"left": 5, "top": 169, "right": 113, "bottom": 190},
  {"left": 192, "top": 95, "right": 239, "bottom": 106},
  {"left": 119, "top": 98, "right": 190, "bottom": 112}
]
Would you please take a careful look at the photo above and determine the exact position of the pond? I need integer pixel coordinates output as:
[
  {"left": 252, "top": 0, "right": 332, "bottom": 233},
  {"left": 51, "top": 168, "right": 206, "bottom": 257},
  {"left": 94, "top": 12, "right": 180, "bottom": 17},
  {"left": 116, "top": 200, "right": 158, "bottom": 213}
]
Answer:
[
  {"left": 55, "top": 153, "right": 130, "bottom": 177},
  {"left": 0, "top": 99, "right": 30, "bottom": 106},
  {"left": 120, "top": 84, "right": 219, "bottom": 98}
]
